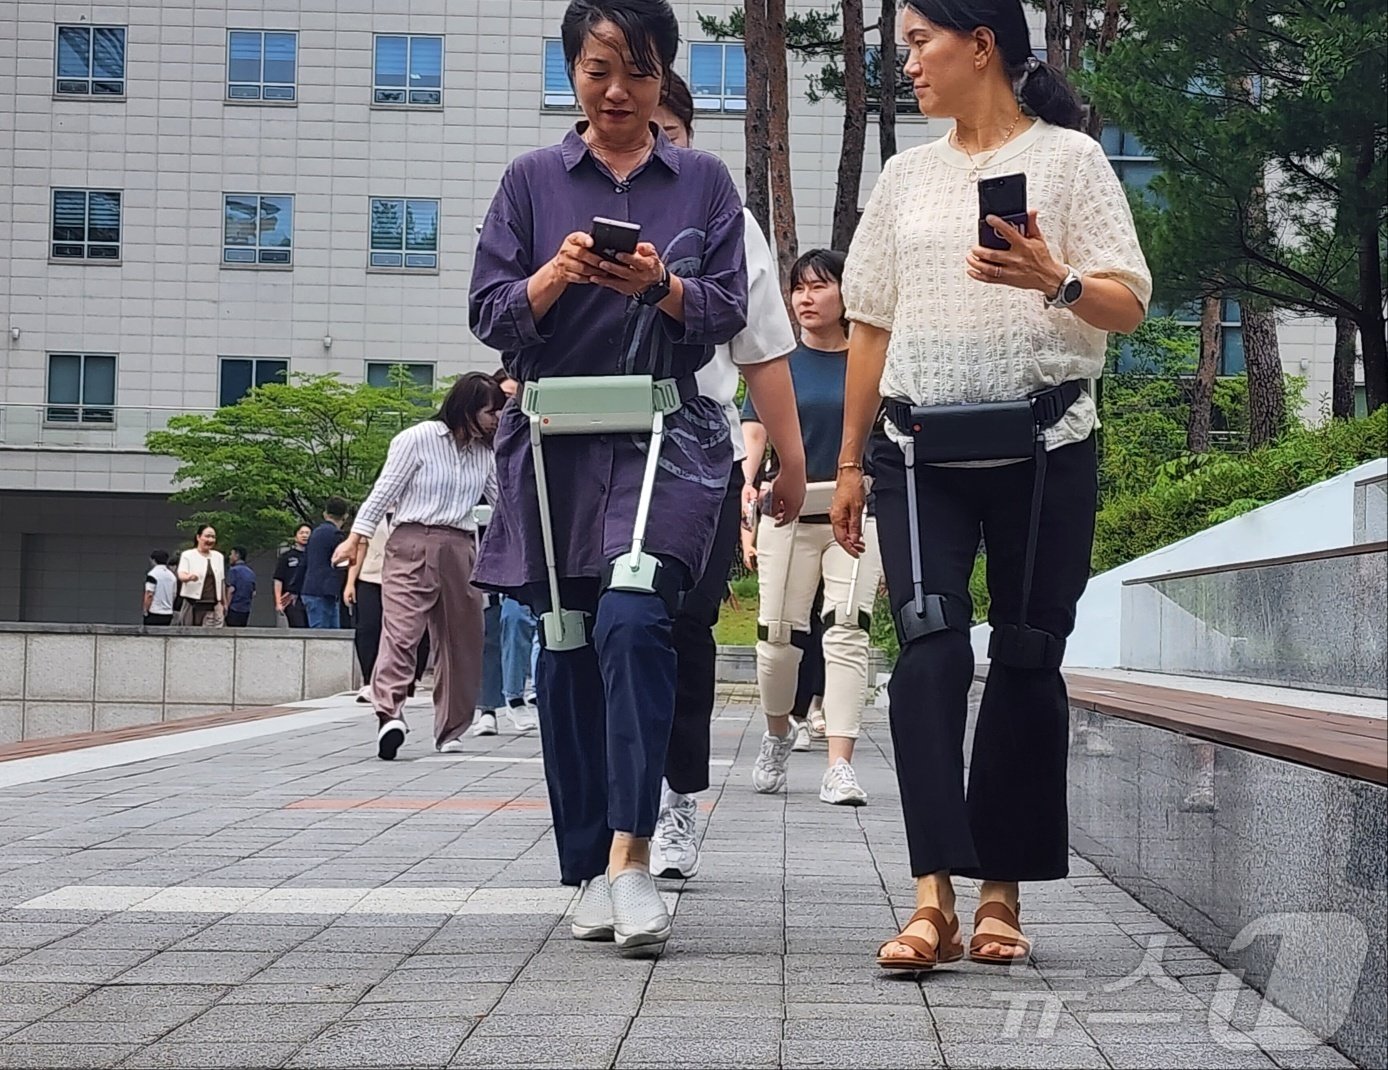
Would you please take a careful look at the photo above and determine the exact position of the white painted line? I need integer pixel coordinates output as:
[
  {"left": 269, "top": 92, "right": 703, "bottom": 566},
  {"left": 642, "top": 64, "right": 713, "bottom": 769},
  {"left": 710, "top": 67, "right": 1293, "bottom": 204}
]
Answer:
[
  {"left": 242, "top": 888, "right": 372, "bottom": 914},
  {"left": 137, "top": 886, "right": 266, "bottom": 913},
  {"left": 19, "top": 885, "right": 164, "bottom": 911},
  {"left": 346, "top": 888, "right": 474, "bottom": 914},
  {"left": 0, "top": 704, "right": 360, "bottom": 789}
]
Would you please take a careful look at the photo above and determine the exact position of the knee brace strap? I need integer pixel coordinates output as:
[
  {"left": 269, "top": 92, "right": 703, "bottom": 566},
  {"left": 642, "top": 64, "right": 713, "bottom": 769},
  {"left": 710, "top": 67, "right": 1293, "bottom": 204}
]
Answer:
[
  {"left": 822, "top": 604, "right": 872, "bottom": 633},
  {"left": 894, "top": 593, "right": 971, "bottom": 648},
  {"left": 988, "top": 623, "right": 1066, "bottom": 669},
  {"left": 757, "top": 622, "right": 809, "bottom": 645},
  {"left": 600, "top": 558, "right": 684, "bottom": 617}
]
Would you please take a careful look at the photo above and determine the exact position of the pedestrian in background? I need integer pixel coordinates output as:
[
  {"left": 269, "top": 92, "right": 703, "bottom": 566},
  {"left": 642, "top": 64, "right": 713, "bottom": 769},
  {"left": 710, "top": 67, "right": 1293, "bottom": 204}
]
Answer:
[
  {"left": 274, "top": 524, "right": 311, "bottom": 628},
  {"left": 142, "top": 549, "right": 177, "bottom": 626},
  {"left": 345, "top": 513, "right": 431, "bottom": 705},
  {"left": 301, "top": 497, "right": 350, "bottom": 629},
  {"left": 176, "top": 525, "right": 227, "bottom": 628},
  {"left": 225, "top": 547, "right": 257, "bottom": 628}
]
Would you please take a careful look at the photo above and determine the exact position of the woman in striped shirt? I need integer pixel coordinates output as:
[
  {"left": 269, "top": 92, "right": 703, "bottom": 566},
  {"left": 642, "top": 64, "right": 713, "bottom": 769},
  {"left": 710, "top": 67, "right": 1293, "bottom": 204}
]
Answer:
[{"left": 334, "top": 372, "right": 505, "bottom": 760}]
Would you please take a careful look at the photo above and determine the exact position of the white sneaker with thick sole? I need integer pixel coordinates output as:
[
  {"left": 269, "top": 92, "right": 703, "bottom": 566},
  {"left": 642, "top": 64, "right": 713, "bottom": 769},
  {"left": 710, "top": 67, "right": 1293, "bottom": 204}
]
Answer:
[
  {"left": 820, "top": 758, "right": 868, "bottom": 806},
  {"left": 650, "top": 785, "right": 699, "bottom": 880},
  {"left": 469, "top": 711, "right": 498, "bottom": 737},
  {"left": 791, "top": 718, "right": 812, "bottom": 752},
  {"left": 437, "top": 738, "right": 467, "bottom": 754},
  {"left": 608, "top": 868, "right": 671, "bottom": 956},
  {"left": 376, "top": 718, "right": 407, "bottom": 761},
  {"left": 504, "top": 704, "right": 538, "bottom": 734},
  {"left": 570, "top": 874, "right": 614, "bottom": 941},
  {"left": 752, "top": 730, "right": 795, "bottom": 794}
]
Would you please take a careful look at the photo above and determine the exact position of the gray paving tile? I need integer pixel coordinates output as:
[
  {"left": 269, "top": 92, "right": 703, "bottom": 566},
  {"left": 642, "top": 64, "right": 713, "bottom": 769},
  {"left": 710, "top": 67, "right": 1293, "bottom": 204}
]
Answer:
[
  {"left": 0, "top": 1044, "right": 142, "bottom": 1068},
  {"left": 623, "top": 1016, "right": 782, "bottom": 1041},
  {"left": 1098, "top": 1041, "right": 1279, "bottom": 1068},
  {"left": 161, "top": 1003, "right": 350, "bottom": 1044},
  {"left": 781, "top": 1039, "right": 945, "bottom": 1068},
  {"left": 6, "top": 1019, "right": 184, "bottom": 1045},
  {"left": 119, "top": 1041, "right": 301, "bottom": 1069},
  {"left": 287, "top": 1020, "right": 472, "bottom": 1069},
  {"left": 116, "top": 951, "right": 279, "bottom": 985},
  {"left": 450, "top": 1036, "right": 623, "bottom": 1068},
  {"left": 940, "top": 1042, "right": 1112, "bottom": 1068}
]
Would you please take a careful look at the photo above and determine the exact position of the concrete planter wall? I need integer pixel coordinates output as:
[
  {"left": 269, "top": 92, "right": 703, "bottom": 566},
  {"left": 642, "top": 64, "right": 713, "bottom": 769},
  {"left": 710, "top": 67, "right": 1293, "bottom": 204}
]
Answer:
[{"left": 0, "top": 624, "right": 359, "bottom": 743}]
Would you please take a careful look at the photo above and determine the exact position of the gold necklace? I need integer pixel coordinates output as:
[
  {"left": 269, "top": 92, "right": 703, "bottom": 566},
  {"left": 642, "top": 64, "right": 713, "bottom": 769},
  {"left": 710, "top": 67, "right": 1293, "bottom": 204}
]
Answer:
[
  {"left": 585, "top": 134, "right": 654, "bottom": 184},
  {"left": 954, "top": 112, "right": 1023, "bottom": 182}
]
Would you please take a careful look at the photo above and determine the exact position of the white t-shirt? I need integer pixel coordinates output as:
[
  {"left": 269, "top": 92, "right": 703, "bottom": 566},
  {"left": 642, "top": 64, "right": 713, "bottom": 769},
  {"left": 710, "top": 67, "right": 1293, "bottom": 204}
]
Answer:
[
  {"left": 842, "top": 120, "right": 1153, "bottom": 451},
  {"left": 145, "top": 566, "right": 177, "bottom": 615},
  {"left": 697, "top": 207, "right": 797, "bottom": 462}
]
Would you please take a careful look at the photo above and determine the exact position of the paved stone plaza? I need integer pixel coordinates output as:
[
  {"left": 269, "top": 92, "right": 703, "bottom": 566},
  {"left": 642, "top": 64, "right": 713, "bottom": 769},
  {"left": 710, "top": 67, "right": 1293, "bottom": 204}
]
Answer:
[{"left": 0, "top": 689, "right": 1358, "bottom": 1069}]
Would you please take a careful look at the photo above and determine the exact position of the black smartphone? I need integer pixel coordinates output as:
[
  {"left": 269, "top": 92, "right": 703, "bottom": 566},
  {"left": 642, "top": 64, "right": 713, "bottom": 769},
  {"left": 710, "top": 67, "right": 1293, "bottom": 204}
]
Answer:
[
  {"left": 591, "top": 217, "right": 641, "bottom": 262},
  {"left": 978, "top": 173, "right": 1028, "bottom": 250}
]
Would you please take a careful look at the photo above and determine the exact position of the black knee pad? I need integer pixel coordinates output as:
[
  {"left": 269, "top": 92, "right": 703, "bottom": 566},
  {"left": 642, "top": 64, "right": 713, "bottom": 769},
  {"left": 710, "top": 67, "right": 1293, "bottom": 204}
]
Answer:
[
  {"left": 894, "top": 593, "right": 971, "bottom": 648},
  {"left": 988, "top": 623, "right": 1066, "bottom": 669}
]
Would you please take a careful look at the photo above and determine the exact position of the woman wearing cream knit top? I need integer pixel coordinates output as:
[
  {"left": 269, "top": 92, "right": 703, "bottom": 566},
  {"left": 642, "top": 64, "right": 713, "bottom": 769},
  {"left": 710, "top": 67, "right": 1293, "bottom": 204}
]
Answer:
[{"left": 832, "top": 0, "right": 1150, "bottom": 972}]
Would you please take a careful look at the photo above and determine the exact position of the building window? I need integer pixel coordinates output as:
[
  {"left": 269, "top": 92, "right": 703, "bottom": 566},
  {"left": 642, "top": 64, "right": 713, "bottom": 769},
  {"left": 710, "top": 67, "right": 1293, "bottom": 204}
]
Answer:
[
  {"left": 865, "top": 46, "right": 917, "bottom": 115},
  {"left": 46, "top": 353, "right": 116, "bottom": 424},
  {"left": 227, "top": 30, "right": 298, "bottom": 102},
  {"left": 690, "top": 42, "right": 745, "bottom": 112},
  {"left": 51, "top": 189, "right": 121, "bottom": 261},
  {"left": 1102, "top": 125, "right": 1160, "bottom": 195},
  {"left": 367, "top": 362, "right": 435, "bottom": 389},
  {"left": 223, "top": 194, "right": 294, "bottom": 266},
  {"left": 369, "top": 198, "right": 440, "bottom": 270},
  {"left": 373, "top": 35, "right": 443, "bottom": 106},
  {"left": 55, "top": 25, "right": 125, "bottom": 97},
  {"left": 1168, "top": 299, "right": 1244, "bottom": 376},
  {"left": 542, "top": 39, "right": 575, "bottom": 108},
  {"left": 219, "top": 357, "right": 288, "bottom": 408}
]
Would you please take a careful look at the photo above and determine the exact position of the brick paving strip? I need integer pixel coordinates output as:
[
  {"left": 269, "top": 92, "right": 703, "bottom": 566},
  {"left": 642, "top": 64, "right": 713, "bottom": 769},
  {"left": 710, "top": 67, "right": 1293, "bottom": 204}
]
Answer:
[{"left": 0, "top": 688, "right": 1358, "bottom": 1069}]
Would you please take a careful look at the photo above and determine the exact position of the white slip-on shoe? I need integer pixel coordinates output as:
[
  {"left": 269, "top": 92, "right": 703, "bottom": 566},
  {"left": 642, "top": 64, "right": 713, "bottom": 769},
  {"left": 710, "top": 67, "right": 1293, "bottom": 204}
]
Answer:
[
  {"left": 437, "top": 738, "right": 467, "bottom": 754},
  {"left": 819, "top": 757, "right": 868, "bottom": 806},
  {"left": 608, "top": 867, "right": 671, "bottom": 956},
  {"left": 469, "top": 711, "right": 499, "bottom": 737},
  {"left": 504, "top": 703, "right": 539, "bottom": 734},
  {"left": 376, "top": 717, "right": 407, "bottom": 761},
  {"left": 791, "top": 718, "right": 812, "bottom": 752},
  {"left": 650, "top": 785, "right": 699, "bottom": 880},
  {"left": 751, "top": 730, "right": 795, "bottom": 794},
  {"left": 570, "top": 874, "right": 615, "bottom": 941}
]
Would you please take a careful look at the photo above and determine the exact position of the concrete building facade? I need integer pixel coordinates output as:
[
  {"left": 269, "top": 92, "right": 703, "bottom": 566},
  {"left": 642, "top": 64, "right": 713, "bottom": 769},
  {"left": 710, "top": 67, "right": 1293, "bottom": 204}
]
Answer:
[{"left": 0, "top": 0, "right": 1344, "bottom": 624}]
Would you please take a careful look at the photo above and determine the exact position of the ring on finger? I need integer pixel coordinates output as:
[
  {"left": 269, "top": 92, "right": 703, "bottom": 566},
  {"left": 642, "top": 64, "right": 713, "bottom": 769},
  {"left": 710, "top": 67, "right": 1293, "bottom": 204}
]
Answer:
[{"left": 994, "top": 265, "right": 1003, "bottom": 279}]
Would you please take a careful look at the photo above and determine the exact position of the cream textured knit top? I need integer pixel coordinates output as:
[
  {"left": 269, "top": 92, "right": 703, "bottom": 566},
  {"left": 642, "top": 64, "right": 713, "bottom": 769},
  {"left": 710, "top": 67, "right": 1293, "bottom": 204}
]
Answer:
[{"left": 842, "top": 119, "right": 1152, "bottom": 450}]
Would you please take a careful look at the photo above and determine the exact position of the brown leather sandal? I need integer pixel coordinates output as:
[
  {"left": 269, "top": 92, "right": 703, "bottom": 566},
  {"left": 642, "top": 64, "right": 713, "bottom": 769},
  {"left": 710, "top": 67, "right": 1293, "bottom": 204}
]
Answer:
[
  {"left": 968, "top": 900, "right": 1033, "bottom": 965},
  {"left": 876, "top": 906, "right": 964, "bottom": 972}
]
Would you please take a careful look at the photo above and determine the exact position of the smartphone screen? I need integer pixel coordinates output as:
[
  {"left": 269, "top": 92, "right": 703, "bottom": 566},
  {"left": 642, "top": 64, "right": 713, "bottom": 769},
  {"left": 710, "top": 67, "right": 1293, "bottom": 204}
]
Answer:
[{"left": 591, "top": 217, "right": 640, "bottom": 262}]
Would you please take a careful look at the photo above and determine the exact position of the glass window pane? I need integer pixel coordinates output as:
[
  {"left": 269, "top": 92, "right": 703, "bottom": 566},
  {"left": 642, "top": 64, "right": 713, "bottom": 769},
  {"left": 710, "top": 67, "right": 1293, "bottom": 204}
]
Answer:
[
  {"left": 1100, "top": 124, "right": 1123, "bottom": 156},
  {"left": 410, "top": 36, "right": 442, "bottom": 89},
  {"left": 259, "top": 195, "right": 293, "bottom": 249},
  {"left": 91, "top": 28, "right": 124, "bottom": 80},
  {"left": 724, "top": 45, "right": 746, "bottom": 97},
  {"left": 82, "top": 355, "right": 116, "bottom": 405},
  {"left": 219, "top": 359, "right": 253, "bottom": 407},
  {"left": 543, "top": 39, "right": 569, "bottom": 93},
  {"left": 57, "top": 27, "right": 91, "bottom": 78},
  {"left": 254, "top": 359, "right": 288, "bottom": 388},
  {"left": 375, "top": 36, "right": 408, "bottom": 88},
  {"left": 690, "top": 43, "right": 723, "bottom": 99},
  {"left": 224, "top": 195, "right": 258, "bottom": 246},
  {"left": 405, "top": 200, "right": 438, "bottom": 252},
  {"left": 87, "top": 191, "right": 120, "bottom": 243},
  {"left": 1222, "top": 328, "right": 1246, "bottom": 375},
  {"left": 370, "top": 199, "right": 403, "bottom": 250},
  {"left": 406, "top": 364, "right": 434, "bottom": 387},
  {"left": 52, "top": 190, "right": 88, "bottom": 242},
  {"left": 263, "top": 33, "right": 296, "bottom": 85},
  {"left": 228, "top": 31, "right": 263, "bottom": 84},
  {"left": 1222, "top": 297, "right": 1242, "bottom": 324},
  {"left": 48, "top": 355, "right": 82, "bottom": 405},
  {"left": 366, "top": 363, "right": 391, "bottom": 387}
]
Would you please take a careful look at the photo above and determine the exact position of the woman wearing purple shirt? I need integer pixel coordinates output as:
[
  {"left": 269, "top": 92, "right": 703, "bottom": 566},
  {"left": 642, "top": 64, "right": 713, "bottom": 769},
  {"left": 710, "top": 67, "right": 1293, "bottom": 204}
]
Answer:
[{"left": 469, "top": 0, "right": 748, "bottom": 955}]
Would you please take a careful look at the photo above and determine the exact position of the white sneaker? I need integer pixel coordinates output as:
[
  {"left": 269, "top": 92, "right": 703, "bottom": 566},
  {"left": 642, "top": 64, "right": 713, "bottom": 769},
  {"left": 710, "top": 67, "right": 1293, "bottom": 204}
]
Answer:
[
  {"left": 650, "top": 784, "right": 699, "bottom": 880},
  {"left": 751, "top": 730, "right": 795, "bottom": 794},
  {"left": 791, "top": 718, "right": 812, "bottom": 752},
  {"left": 820, "top": 758, "right": 868, "bottom": 806},
  {"left": 438, "top": 738, "right": 467, "bottom": 754},
  {"left": 469, "top": 711, "right": 498, "bottom": 737},
  {"left": 504, "top": 704, "right": 538, "bottom": 734},
  {"left": 356, "top": 685, "right": 372, "bottom": 704},
  {"left": 376, "top": 717, "right": 407, "bottom": 761},
  {"left": 570, "top": 874, "right": 614, "bottom": 941}
]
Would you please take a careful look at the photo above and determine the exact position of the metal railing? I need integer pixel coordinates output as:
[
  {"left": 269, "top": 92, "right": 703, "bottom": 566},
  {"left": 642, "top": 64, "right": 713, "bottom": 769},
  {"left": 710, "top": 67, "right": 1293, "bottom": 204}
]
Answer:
[{"left": 0, "top": 404, "right": 216, "bottom": 451}]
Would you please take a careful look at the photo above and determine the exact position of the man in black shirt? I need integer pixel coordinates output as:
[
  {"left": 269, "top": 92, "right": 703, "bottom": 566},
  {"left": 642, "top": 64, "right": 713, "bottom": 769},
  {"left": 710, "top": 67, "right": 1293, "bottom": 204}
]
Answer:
[{"left": 274, "top": 523, "right": 312, "bottom": 628}]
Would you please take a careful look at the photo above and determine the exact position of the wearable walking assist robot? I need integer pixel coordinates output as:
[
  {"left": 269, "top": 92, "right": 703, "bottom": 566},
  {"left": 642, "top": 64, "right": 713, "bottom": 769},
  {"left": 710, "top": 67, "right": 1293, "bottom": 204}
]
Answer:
[{"left": 522, "top": 374, "right": 691, "bottom": 652}]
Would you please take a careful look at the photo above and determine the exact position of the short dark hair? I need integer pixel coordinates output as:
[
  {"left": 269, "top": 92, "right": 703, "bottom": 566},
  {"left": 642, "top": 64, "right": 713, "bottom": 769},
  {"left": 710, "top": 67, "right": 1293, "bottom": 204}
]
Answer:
[
  {"left": 790, "top": 248, "right": 848, "bottom": 290},
  {"left": 435, "top": 371, "right": 506, "bottom": 442},
  {"left": 324, "top": 496, "right": 349, "bottom": 520},
  {"left": 151, "top": 548, "right": 169, "bottom": 565},
  {"left": 232, "top": 547, "right": 248, "bottom": 562},
  {"left": 904, "top": 0, "right": 1083, "bottom": 129},
  {"left": 662, "top": 70, "right": 695, "bottom": 135},
  {"left": 492, "top": 367, "right": 515, "bottom": 387},
  {"left": 195, "top": 523, "right": 215, "bottom": 538},
  {"left": 561, "top": 0, "right": 680, "bottom": 82}
]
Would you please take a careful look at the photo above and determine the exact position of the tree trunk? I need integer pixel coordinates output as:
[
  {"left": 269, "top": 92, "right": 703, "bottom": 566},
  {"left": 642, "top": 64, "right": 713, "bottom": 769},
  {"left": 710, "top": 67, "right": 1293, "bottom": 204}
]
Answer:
[
  {"left": 1242, "top": 302, "right": 1285, "bottom": 447},
  {"left": 766, "top": 0, "right": 799, "bottom": 303},
  {"left": 832, "top": 0, "right": 867, "bottom": 250},
  {"left": 878, "top": 0, "right": 897, "bottom": 165},
  {"left": 743, "top": 0, "right": 771, "bottom": 238},
  {"left": 1084, "top": 0, "right": 1123, "bottom": 140},
  {"left": 1333, "top": 316, "right": 1358, "bottom": 420},
  {"left": 1043, "top": 0, "right": 1066, "bottom": 68},
  {"left": 1187, "top": 296, "right": 1221, "bottom": 453},
  {"left": 1355, "top": 140, "right": 1387, "bottom": 413},
  {"left": 1068, "top": 0, "right": 1087, "bottom": 72}
]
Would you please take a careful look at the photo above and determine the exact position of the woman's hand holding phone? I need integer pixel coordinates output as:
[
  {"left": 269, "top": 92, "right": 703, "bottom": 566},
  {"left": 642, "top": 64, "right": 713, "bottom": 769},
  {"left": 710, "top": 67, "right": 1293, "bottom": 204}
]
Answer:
[
  {"left": 965, "top": 209, "right": 1067, "bottom": 296},
  {"left": 592, "top": 242, "right": 665, "bottom": 297},
  {"left": 549, "top": 232, "right": 607, "bottom": 286}
]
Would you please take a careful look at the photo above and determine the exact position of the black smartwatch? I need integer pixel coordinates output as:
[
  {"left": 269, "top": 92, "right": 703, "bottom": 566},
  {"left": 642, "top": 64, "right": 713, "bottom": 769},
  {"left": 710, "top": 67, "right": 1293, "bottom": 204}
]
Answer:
[
  {"left": 1046, "top": 265, "right": 1084, "bottom": 310},
  {"left": 637, "top": 264, "right": 672, "bottom": 307}
]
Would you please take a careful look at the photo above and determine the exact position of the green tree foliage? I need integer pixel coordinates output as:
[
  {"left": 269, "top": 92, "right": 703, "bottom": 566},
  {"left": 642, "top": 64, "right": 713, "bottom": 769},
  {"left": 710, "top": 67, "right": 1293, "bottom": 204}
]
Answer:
[{"left": 146, "top": 369, "right": 438, "bottom": 553}]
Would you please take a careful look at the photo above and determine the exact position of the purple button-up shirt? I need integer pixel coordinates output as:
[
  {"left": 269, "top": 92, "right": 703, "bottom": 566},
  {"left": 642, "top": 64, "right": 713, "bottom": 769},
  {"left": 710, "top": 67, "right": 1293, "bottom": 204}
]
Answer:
[{"left": 468, "top": 124, "right": 748, "bottom": 602}]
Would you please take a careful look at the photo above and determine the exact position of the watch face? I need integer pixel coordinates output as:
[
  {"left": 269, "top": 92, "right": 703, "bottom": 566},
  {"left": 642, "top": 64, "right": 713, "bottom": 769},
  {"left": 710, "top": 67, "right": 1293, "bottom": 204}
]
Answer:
[{"left": 1063, "top": 277, "right": 1084, "bottom": 304}]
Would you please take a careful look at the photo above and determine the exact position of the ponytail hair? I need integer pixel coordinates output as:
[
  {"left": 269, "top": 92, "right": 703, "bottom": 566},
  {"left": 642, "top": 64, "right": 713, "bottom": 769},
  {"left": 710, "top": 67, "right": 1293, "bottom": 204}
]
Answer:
[{"left": 904, "top": 0, "right": 1085, "bottom": 130}]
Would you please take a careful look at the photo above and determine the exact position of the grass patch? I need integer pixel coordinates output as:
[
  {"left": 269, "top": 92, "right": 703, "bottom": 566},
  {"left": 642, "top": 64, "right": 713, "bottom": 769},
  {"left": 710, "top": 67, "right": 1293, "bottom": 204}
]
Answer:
[{"left": 715, "top": 593, "right": 759, "bottom": 646}]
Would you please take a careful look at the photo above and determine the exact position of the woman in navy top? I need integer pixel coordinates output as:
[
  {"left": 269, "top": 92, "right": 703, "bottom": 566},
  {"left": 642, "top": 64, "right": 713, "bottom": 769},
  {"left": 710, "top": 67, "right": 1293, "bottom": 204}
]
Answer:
[{"left": 468, "top": 0, "right": 748, "bottom": 955}]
